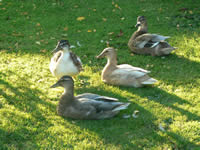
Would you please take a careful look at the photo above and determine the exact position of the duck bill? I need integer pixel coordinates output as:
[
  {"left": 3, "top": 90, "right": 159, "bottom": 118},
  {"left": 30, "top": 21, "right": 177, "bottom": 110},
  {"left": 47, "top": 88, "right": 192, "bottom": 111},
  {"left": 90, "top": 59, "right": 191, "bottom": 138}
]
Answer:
[
  {"left": 96, "top": 52, "right": 105, "bottom": 59},
  {"left": 50, "top": 82, "right": 59, "bottom": 88},
  {"left": 135, "top": 22, "right": 141, "bottom": 28},
  {"left": 51, "top": 46, "right": 61, "bottom": 53}
]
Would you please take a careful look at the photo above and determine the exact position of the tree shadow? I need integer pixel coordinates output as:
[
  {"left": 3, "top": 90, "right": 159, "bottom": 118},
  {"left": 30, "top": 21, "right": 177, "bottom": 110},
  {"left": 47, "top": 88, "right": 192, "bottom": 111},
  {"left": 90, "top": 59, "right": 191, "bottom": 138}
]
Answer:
[
  {"left": 119, "top": 85, "right": 199, "bottom": 121},
  {"left": 61, "top": 85, "right": 198, "bottom": 149},
  {"left": 0, "top": 71, "right": 70, "bottom": 149},
  {"left": 146, "top": 54, "right": 200, "bottom": 83}
]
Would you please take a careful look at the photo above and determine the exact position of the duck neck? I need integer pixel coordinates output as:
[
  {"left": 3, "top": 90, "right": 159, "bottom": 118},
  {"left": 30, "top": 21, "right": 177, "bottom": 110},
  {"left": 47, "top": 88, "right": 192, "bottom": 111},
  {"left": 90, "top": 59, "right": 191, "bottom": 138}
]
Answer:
[
  {"left": 138, "top": 23, "right": 148, "bottom": 33},
  {"left": 128, "top": 23, "right": 148, "bottom": 47},
  {"left": 57, "top": 85, "right": 74, "bottom": 114},
  {"left": 62, "top": 46, "right": 70, "bottom": 53},
  {"left": 106, "top": 54, "right": 117, "bottom": 68}
]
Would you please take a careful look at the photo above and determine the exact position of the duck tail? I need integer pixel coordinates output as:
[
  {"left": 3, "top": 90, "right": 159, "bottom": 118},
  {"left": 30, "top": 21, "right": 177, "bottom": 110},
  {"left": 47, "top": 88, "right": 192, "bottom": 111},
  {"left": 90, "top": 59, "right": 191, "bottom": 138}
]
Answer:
[
  {"left": 142, "top": 78, "right": 157, "bottom": 85},
  {"left": 112, "top": 103, "right": 130, "bottom": 112}
]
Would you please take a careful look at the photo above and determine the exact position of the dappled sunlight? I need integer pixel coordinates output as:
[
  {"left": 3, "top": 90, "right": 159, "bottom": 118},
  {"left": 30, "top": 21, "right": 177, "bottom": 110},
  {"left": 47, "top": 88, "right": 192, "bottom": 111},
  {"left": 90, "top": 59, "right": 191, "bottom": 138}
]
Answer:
[{"left": 1, "top": 0, "right": 200, "bottom": 149}]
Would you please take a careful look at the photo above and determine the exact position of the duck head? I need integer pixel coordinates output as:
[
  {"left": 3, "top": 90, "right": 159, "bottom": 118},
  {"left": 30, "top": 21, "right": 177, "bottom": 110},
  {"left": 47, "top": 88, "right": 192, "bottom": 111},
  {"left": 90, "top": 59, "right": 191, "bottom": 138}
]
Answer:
[
  {"left": 135, "top": 16, "right": 147, "bottom": 29},
  {"left": 96, "top": 47, "right": 116, "bottom": 59},
  {"left": 52, "top": 40, "right": 70, "bottom": 53},
  {"left": 50, "top": 76, "right": 74, "bottom": 89}
]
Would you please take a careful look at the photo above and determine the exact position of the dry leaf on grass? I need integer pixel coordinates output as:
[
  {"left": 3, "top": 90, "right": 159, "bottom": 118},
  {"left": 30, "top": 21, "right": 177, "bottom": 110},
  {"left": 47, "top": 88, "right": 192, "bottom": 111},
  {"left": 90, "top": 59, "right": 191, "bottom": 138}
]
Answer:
[
  {"left": 123, "top": 114, "right": 131, "bottom": 119},
  {"left": 159, "top": 123, "right": 165, "bottom": 132},
  {"left": 116, "top": 29, "right": 123, "bottom": 37},
  {"left": 64, "top": 27, "right": 68, "bottom": 31},
  {"left": 40, "top": 49, "right": 47, "bottom": 53},
  {"left": 132, "top": 110, "right": 139, "bottom": 118},
  {"left": 77, "top": 41, "right": 81, "bottom": 47},
  {"left": 77, "top": 16, "right": 85, "bottom": 21},
  {"left": 36, "top": 41, "right": 41, "bottom": 45}
]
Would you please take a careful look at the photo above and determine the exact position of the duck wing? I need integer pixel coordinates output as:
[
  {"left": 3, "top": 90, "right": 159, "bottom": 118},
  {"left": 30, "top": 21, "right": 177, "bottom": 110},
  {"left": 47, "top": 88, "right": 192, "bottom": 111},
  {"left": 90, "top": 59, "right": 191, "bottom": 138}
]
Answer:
[
  {"left": 118, "top": 64, "right": 150, "bottom": 73},
  {"left": 70, "top": 52, "right": 83, "bottom": 72},
  {"left": 69, "top": 97, "right": 130, "bottom": 119},
  {"left": 77, "top": 97, "right": 129, "bottom": 112},
  {"left": 76, "top": 93, "right": 118, "bottom": 102},
  {"left": 117, "top": 64, "right": 151, "bottom": 78},
  {"left": 52, "top": 51, "right": 62, "bottom": 62},
  {"left": 134, "top": 33, "right": 170, "bottom": 48}
]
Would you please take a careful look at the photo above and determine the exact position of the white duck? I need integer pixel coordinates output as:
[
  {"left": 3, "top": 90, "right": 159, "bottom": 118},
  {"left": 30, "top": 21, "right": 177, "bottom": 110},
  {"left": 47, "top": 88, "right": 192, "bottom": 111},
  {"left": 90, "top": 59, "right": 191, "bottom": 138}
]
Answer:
[
  {"left": 96, "top": 47, "right": 157, "bottom": 87},
  {"left": 49, "top": 40, "right": 83, "bottom": 78}
]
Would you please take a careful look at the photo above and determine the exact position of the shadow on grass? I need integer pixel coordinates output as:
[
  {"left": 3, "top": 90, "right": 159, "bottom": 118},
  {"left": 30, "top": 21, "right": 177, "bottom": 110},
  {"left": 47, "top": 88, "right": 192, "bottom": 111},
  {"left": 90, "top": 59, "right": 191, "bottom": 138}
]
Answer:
[
  {"left": 120, "top": 85, "right": 199, "bottom": 121},
  {"left": 95, "top": 49, "right": 200, "bottom": 84},
  {"left": 67, "top": 85, "right": 199, "bottom": 149},
  {"left": 0, "top": 72, "right": 63, "bottom": 149},
  {"left": 0, "top": 72, "right": 199, "bottom": 149}
]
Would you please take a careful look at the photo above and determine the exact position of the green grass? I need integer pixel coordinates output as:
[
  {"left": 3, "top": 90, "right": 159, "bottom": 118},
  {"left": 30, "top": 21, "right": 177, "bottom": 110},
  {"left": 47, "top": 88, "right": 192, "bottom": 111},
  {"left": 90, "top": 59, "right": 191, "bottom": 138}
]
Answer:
[{"left": 0, "top": 0, "right": 200, "bottom": 149}]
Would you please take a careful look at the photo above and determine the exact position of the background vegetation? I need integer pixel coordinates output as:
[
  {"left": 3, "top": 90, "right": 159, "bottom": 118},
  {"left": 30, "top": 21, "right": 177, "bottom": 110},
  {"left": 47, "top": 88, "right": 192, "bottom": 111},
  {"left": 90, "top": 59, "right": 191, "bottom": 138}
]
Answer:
[{"left": 0, "top": 0, "right": 200, "bottom": 149}]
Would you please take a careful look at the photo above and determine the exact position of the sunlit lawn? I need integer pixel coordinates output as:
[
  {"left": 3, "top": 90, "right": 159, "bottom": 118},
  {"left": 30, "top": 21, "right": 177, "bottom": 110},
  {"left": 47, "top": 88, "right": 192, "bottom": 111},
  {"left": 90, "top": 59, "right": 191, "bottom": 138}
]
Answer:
[{"left": 0, "top": 0, "right": 200, "bottom": 149}]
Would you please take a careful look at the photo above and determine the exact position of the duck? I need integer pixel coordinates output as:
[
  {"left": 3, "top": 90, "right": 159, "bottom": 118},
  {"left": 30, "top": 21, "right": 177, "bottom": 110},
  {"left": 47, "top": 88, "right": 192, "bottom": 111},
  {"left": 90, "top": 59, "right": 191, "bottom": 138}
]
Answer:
[
  {"left": 49, "top": 40, "right": 83, "bottom": 78},
  {"left": 50, "top": 76, "right": 130, "bottom": 120},
  {"left": 128, "top": 16, "right": 176, "bottom": 56},
  {"left": 96, "top": 47, "right": 157, "bottom": 87}
]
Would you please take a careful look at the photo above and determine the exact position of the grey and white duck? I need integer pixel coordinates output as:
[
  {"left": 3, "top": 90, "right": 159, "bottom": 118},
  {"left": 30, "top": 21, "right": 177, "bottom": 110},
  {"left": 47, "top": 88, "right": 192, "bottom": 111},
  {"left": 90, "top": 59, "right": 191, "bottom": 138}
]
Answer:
[
  {"left": 49, "top": 40, "right": 83, "bottom": 78},
  {"left": 97, "top": 47, "right": 157, "bottom": 87},
  {"left": 128, "top": 16, "right": 176, "bottom": 56},
  {"left": 50, "top": 76, "right": 130, "bottom": 120}
]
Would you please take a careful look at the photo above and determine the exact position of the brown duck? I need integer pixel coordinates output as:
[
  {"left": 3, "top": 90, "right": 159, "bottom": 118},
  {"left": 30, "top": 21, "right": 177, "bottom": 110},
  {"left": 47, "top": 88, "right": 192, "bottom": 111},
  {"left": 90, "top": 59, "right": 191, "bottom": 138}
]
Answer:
[
  {"left": 128, "top": 16, "right": 176, "bottom": 56},
  {"left": 50, "top": 76, "right": 130, "bottom": 120}
]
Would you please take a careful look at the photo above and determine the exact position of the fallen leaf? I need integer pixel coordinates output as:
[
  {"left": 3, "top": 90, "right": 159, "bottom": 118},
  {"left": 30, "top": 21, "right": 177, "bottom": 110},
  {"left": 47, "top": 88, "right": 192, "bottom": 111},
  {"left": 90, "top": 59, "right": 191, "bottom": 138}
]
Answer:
[
  {"left": 77, "top": 16, "right": 85, "bottom": 21},
  {"left": 12, "top": 33, "right": 24, "bottom": 37},
  {"left": 189, "top": 10, "right": 193, "bottom": 14},
  {"left": 116, "top": 29, "right": 123, "bottom": 37},
  {"left": 100, "top": 40, "right": 104, "bottom": 43},
  {"left": 77, "top": 41, "right": 81, "bottom": 47},
  {"left": 62, "top": 33, "right": 68, "bottom": 37},
  {"left": 159, "top": 123, "right": 165, "bottom": 132},
  {"left": 74, "top": 5, "right": 78, "bottom": 8},
  {"left": 115, "top": 4, "right": 121, "bottom": 10},
  {"left": 40, "top": 49, "right": 47, "bottom": 53},
  {"left": 93, "top": 9, "right": 96, "bottom": 11},
  {"left": 121, "top": 17, "right": 125, "bottom": 21},
  {"left": 36, "top": 23, "right": 40, "bottom": 26},
  {"left": 64, "top": 27, "right": 68, "bottom": 31},
  {"left": 108, "top": 32, "right": 114, "bottom": 35},
  {"left": 23, "top": 12, "right": 28, "bottom": 15},
  {"left": 87, "top": 29, "right": 92, "bottom": 32},
  {"left": 132, "top": 110, "right": 139, "bottom": 118},
  {"left": 122, "top": 114, "right": 131, "bottom": 119},
  {"left": 70, "top": 45, "right": 76, "bottom": 48},
  {"left": 102, "top": 18, "right": 107, "bottom": 22},
  {"left": 36, "top": 41, "right": 41, "bottom": 45},
  {"left": 93, "top": 29, "right": 96, "bottom": 32}
]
